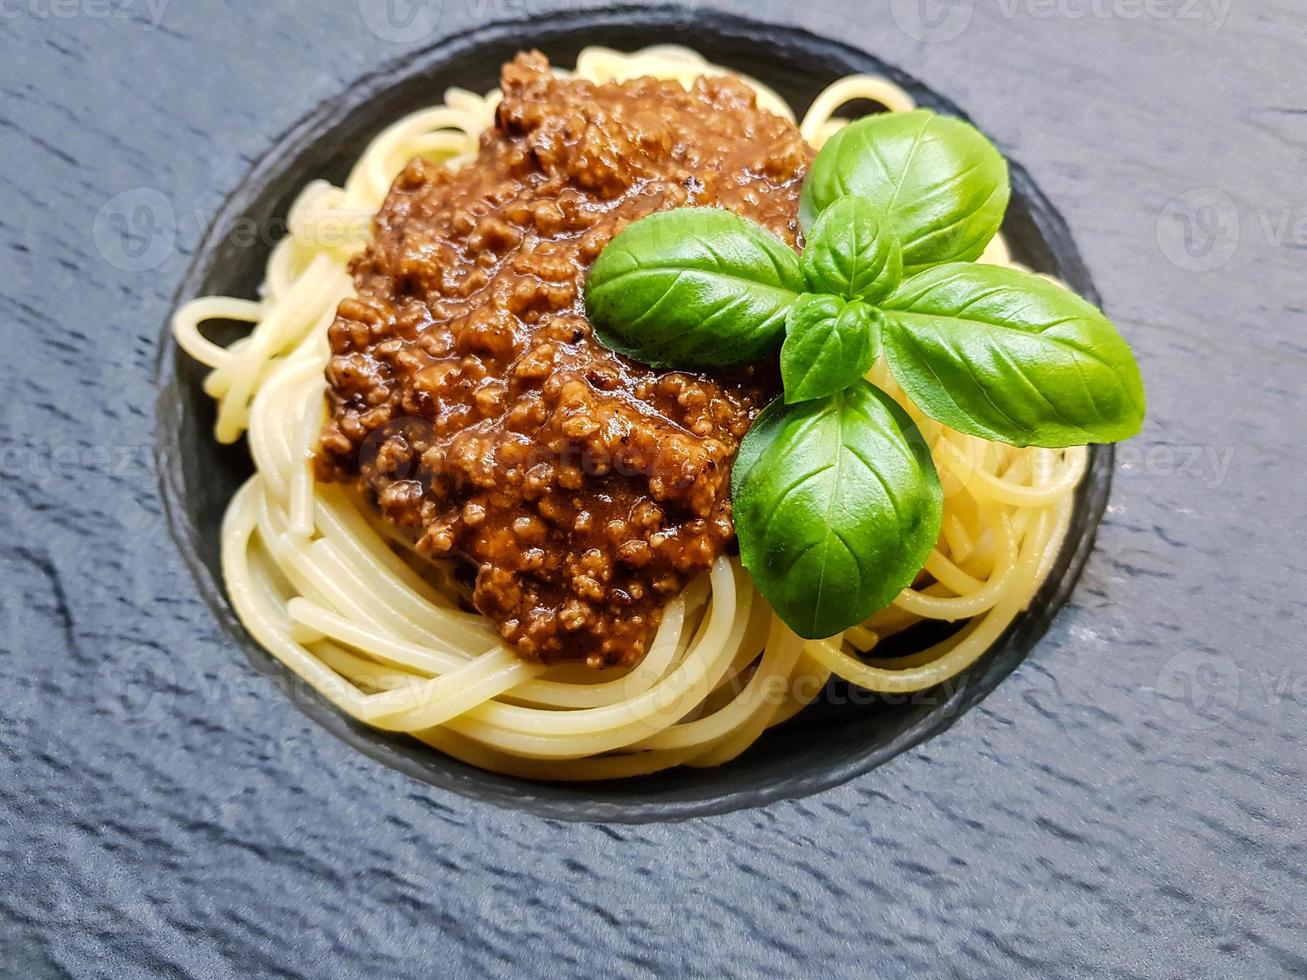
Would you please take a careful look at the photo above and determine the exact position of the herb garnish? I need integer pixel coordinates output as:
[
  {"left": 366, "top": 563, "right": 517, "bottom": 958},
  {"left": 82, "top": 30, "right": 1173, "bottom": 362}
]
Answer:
[{"left": 585, "top": 108, "right": 1145, "bottom": 640}]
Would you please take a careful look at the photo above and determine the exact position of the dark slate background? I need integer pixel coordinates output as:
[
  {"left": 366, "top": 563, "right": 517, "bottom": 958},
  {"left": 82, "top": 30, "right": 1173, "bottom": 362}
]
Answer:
[{"left": 2, "top": 1, "right": 1304, "bottom": 977}]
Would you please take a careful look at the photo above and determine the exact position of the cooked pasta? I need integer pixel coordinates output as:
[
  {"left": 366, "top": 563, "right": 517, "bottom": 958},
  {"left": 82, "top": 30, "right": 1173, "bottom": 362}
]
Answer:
[{"left": 173, "top": 45, "right": 1083, "bottom": 780}]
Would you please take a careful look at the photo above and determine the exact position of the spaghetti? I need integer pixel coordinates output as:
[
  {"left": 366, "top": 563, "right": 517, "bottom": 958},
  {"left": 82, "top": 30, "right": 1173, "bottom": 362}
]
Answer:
[{"left": 173, "top": 46, "right": 1084, "bottom": 780}]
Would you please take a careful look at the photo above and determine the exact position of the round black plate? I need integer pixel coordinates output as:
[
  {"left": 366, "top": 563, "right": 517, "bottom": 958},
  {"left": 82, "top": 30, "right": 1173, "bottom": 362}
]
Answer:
[{"left": 158, "top": 10, "right": 1111, "bottom": 823}]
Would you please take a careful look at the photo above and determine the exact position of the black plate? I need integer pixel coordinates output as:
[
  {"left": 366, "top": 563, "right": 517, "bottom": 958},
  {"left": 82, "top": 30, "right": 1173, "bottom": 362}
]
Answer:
[{"left": 156, "top": 9, "right": 1113, "bottom": 823}]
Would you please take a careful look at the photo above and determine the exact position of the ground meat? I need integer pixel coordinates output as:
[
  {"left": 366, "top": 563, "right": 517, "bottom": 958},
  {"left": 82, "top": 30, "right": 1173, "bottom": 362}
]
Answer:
[{"left": 317, "top": 52, "right": 812, "bottom": 667}]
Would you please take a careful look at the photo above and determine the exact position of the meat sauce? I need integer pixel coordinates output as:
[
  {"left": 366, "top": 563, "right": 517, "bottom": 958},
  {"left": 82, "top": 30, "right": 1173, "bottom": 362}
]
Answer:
[{"left": 318, "top": 53, "right": 812, "bottom": 667}]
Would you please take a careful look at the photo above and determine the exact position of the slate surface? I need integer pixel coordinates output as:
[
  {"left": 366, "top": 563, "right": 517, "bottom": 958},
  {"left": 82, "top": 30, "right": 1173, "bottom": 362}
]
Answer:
[{"left": 1, "top": 1, "right": 1304, "bottom": 978}]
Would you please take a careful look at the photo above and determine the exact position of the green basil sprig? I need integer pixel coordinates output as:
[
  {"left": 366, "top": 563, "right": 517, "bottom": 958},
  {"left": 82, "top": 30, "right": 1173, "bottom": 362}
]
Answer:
[{"left": 584, "top": 106, "right": 1146, "bottom": 639}]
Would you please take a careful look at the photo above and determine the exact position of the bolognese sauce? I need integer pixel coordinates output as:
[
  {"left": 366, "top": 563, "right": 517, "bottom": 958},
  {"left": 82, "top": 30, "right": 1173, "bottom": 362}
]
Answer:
[{"left": 317, "top": 52, "right": 812, "bottom": 667}]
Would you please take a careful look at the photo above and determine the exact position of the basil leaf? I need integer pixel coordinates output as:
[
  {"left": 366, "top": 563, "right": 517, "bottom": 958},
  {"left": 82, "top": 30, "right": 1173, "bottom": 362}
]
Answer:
[
  {"left": 800, "top": 109, "right": 1010, "bottom": 274},
  {"left": 881, "top": 263, "right": 1146, "bottom": 447},
  {"left": 780, "top": 295, "right": 880, "bottom": 404},
  {"left": 585, "top": 207, "right": 805, "bottom": 368},
  {"left": 800, "top": 195, "right": 902, "bottom": 303},
  {"left": 732, "top": 381, "right": 943, "bottom": 639}
]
